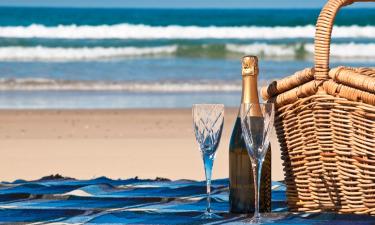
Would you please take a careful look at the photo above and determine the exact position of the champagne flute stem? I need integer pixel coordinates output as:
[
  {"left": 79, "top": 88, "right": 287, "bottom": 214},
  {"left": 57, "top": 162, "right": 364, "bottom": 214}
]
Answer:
[
  {"left": 203, "top": 154, "right": 214, "bottom": 215},
  {"left": 206, "top": 179, "right": 211, "bottom": 214},
  {"left": 252, "top": 159, "right": 263, "bottom": 221}
]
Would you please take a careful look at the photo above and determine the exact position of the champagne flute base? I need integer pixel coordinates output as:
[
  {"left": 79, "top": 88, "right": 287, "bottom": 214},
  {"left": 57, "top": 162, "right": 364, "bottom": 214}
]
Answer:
[
  {"left": 244, "top": 213, "right": 278, "bottom": 224},
  {"left": 195, "top": 211, "right": 222, "bottom": 219}
]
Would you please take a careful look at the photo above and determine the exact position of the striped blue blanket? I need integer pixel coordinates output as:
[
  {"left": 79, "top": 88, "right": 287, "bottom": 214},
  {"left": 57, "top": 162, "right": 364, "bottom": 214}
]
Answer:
[{"left": 0, "top": 176, "right": 374, "bottom": 224}]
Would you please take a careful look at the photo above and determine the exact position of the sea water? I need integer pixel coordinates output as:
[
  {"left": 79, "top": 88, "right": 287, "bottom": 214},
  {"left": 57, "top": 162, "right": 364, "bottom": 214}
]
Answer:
[{"left": 0, "top": 7, "right": 373, "bottom": 108}]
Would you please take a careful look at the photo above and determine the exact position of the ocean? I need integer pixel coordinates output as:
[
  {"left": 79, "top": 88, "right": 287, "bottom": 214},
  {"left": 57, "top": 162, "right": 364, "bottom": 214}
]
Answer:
[{"left": 0, "top": 7, "right": 374, "bottom": 109}]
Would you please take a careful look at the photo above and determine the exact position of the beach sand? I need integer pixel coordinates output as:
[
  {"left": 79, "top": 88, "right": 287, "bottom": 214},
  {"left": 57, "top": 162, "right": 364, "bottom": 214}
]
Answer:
[{"left": 0, "top": 109, "right": 284, "bottom": 182}]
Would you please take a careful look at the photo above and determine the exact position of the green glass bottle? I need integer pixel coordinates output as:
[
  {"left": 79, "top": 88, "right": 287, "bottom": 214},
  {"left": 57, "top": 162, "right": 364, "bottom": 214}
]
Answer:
[{"left": 229, "top": 56, "right": 271, "bottom": 214}]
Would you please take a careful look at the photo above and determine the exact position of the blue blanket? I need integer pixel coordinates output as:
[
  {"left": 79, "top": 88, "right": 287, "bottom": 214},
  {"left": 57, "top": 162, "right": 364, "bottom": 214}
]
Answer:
[{"left": 0, "top": 177, "right": 374, "bottom": 224}]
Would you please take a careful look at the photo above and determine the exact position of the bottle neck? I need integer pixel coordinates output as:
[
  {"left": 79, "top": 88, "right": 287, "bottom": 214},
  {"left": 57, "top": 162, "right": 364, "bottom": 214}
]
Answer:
[
  {"left": 240, "top": 75, "right": 262, "bottom": 117},
  {"left": 241, "top": 75, "right": 259, "bottom": 104}
]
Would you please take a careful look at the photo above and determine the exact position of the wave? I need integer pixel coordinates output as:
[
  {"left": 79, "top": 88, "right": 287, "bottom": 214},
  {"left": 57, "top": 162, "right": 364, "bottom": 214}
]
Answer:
[
  {"left": 0, "top": 46, "right": 177, "bottom": 61},
  {"left": 0, "top": 78, "right": 241, "bottom": 92},
  {"left": 0, "top": 42, "right": 374, "bottom": 61},
  {"left": 226, "top": 43, "right": 375, "bottom": 59},
  {"left": 0, "top": 24, "right": 374, "bottom": 39}
]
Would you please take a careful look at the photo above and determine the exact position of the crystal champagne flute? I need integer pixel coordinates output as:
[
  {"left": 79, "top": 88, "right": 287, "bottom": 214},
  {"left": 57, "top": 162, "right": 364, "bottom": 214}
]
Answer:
[
  {"left": 240, "top": 103, "right": 274, "bottom": 224},
  {"left": 192, "top": 104, "right": 224, "bottom": 219}
]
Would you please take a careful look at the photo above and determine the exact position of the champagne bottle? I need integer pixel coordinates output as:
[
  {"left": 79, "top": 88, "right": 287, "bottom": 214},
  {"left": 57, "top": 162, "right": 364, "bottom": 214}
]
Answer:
[{"left": 229, "top": 56, "right": 271, "bottom": 214}]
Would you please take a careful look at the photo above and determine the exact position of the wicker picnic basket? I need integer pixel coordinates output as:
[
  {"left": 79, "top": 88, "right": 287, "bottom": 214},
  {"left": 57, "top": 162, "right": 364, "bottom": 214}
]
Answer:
[{"left": 261, "top": 0, "right": 375, "bottom": 214}]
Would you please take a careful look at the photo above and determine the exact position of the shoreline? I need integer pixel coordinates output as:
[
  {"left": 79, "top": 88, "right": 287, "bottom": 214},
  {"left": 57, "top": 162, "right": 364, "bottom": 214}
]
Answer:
[{"left": 0, "top": 108, "right": 284, "bottom": 182}]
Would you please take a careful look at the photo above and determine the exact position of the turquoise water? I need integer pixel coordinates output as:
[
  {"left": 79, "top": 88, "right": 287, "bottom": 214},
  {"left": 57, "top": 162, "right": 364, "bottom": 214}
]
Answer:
[
  {"left": 0, "top": 7, "right": 373, "bottom": 108},
  {"left": 2, "top": 8, "right": 374, "bottom": 27}
]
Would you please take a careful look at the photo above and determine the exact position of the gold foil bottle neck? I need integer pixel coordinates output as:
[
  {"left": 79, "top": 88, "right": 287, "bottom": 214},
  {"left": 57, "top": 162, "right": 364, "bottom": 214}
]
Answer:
[{"left": 242, "top": 55, "right": 258, "bottom": 76}]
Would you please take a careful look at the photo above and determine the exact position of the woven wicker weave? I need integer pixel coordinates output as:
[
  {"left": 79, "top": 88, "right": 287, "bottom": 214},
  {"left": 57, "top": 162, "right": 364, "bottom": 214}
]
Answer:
[{"left": 261, "top": 0, "right": 375, "bottom": 214}]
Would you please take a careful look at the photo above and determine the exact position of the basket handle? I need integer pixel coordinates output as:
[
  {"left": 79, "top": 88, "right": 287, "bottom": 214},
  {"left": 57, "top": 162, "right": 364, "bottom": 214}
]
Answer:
[{"left": 314, "top": 0, "right": 374, "bottom": 81}]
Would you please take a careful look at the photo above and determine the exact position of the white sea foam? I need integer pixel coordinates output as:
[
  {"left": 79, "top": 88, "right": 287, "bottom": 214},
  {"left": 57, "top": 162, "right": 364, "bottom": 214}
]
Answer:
[
  {"left": 0, "top": 78, "right": 241, "bottom": 92},
  {"left": 318, "top": 43, "right": 375, "bottom": 59},
  {"left": 226, "top": 43, "right": 297, "bottom": 57},
  {"left": 0, "top": 42, "right": 374, "bottom": 61},
  {"left": 0, "top": 46, "right": 177, "bottom": 61},
  {"left": 226, "top": 43, "right": 375, "bottom": 59},
  {"left": 0, "top": 24, "right": 374, "bottom": 39}
]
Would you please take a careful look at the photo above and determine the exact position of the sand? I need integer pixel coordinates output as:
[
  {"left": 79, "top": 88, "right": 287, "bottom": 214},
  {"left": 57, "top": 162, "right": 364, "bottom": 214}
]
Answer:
[{"left": 0, "top": 108, "right": 284, "bottom": 182}]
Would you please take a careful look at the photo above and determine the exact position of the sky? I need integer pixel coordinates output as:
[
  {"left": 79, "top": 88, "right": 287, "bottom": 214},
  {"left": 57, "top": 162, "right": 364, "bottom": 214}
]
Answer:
[{"left": 0, "top": 0, "right": 373, "bottom": 9}]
